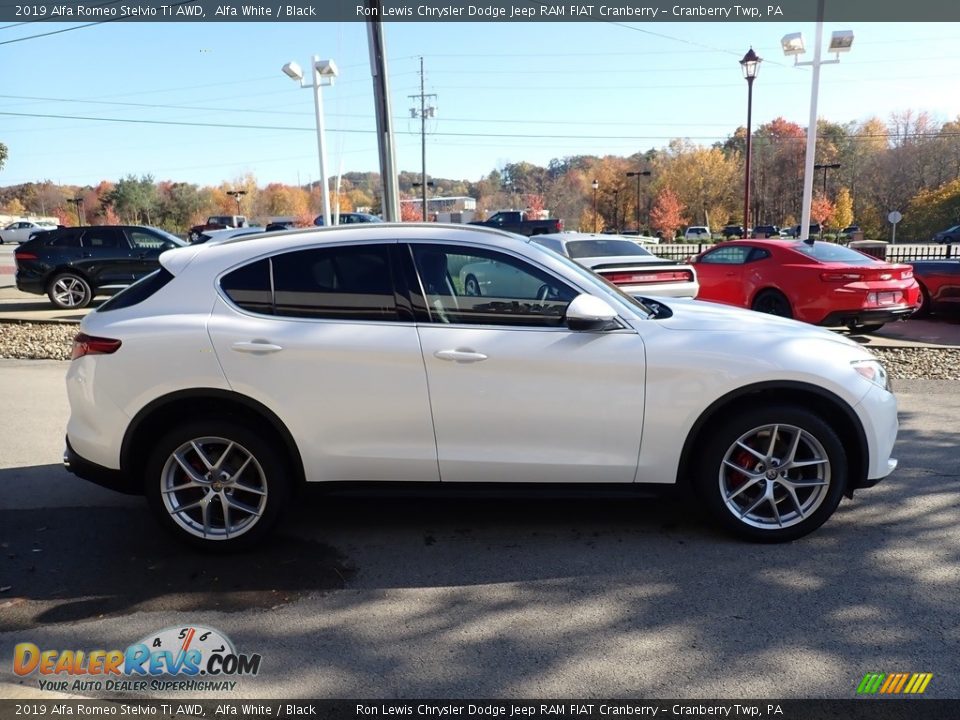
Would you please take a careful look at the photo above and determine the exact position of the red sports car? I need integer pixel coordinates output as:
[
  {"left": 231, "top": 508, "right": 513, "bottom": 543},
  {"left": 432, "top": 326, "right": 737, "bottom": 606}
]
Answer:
[
  {"left": 691, "top": 239, "right": 920, "bottom": 332},
  {"left": 910, "top": 259, "right": 960, "bottom": 317}
]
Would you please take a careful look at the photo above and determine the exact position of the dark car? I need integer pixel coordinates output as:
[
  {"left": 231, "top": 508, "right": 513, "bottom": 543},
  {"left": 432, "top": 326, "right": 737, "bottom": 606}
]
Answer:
[
  {"left": 15, "top": 225, "right": 185, "bottom": 309},
  {"left": 911, "top": 259, "right": 960, "bottom": 316},
  {"left": 932, "top": 225, "right": 960, "bottom": 244},
  {"left": 753, "top": 224, "right": 779, "bottom": 238},
  {"left": 314, "top": 212, "right": 383, "bottom": 227},
  {"left": 722, "top": 225, "right": 746, "bottom": 239},
  {"left": 785, "top": 224, "right": 821, "bottom": 239}
]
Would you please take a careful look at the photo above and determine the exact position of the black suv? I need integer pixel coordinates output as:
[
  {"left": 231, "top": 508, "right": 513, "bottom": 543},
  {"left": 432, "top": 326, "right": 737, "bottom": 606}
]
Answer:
[
  {"left": 722, "top": 225, "right": 746, "bottom": 239},
  {"left": 15, "top": 225, "right": 185, "bottom": 309}
]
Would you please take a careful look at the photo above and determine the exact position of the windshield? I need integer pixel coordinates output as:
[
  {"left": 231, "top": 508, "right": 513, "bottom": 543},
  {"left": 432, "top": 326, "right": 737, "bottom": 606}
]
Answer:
[
  {"left": 145, "top": 227, "right": 188, "bottom": 246},
  {"left": 526, "top": 241, "right": 656, "bottom": 319},
  {"left": 791, "top": 241, "right": 880, "bottom": 266},
  {"left": 566, "top": 239, "right": 653, "bottom": 258}
]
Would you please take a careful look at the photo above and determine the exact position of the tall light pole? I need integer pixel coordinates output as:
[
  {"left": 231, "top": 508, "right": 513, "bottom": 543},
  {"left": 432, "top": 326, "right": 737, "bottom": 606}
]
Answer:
[
  {"left": 412, "top": 181, "right": 435, "bottom": 221},
  {"left": 740, "top": 48, "right": 762, "bottom": 238},
  {"left": 226, "top": 189, "right": 247, "bottom": 216},
  {"left": 782, "top": 4, "right": 854, "bottom": 243},
  {"left": 410, "top": 57, "right": 437, "bottom": 226},
  {"left": 366, "top": 8, "right": 400, "bottom": 221},
  {"left": 626, "top": 170, "right": 651, "bottom": 233},
  {"left": 283, "top": 56, "right": 338, "bottom": 227},
  {"left": 592, "top": 179, "right": 599, "bottom": 233}
]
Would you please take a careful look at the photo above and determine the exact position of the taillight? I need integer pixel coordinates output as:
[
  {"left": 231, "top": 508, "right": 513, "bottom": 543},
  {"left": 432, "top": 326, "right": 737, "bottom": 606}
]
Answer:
[
  {"left": 820, "top": 271, "right": 863, "bottom": 282},
  {"left": 901, "top": 269, "right": 914, "bottom": 280},
  {"left": 71, "top": 333, "right": 122, "bottom": 360},
  {"left": 15, "top": 252, "right": 38, "bottom": 261},
  {"left": 557, "top": 219, "right": 564, "bottom": 232},
  {"left": 604, "top": 269, "right": 693, "bottom": 285}
]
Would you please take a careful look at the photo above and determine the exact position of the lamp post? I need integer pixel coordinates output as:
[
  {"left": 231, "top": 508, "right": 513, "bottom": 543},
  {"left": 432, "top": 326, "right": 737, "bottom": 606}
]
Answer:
[
  {"left": 67, "top": 197, "right": 84, "bottom": 226},
  {"left": 590, "top": 180, "right": 600, "bottom": 233},
  {"left": 626, "top": 170, "right": 651, "bottom": 233},
  {"left": 740, "top": 48, "right": 762, "bottom": 238},
  {"left": 226, "top": 189, "right": 247, "bottom": 216},
  {"left": 813, "top": 163, "right": 840, "bottom": 239},
  {"left": 782, "top": 2, "right": 854, "bottom": 243},
  {"left": 612, "top": 187, "right": 619, "bottom": 233},
  {"left": 282, "top": 56, "right": 339, "bottom": 227}
]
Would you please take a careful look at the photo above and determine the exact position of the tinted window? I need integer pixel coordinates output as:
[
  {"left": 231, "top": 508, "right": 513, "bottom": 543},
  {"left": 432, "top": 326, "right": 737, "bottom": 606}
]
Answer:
[
  {"left": 700, "top": 246, "right": 752, "bottom": 265},
  {"left": 98, "top": 269, "right": 174, "bottom": 312},
  {"left": 530, "top": 236, "right": 564, "bottom": 254},
  {"left": 412, "top": 244, "right": 576, "bottom": 327},
  {"left": 128, "top": 229, "right": 169, "bottom": 250},
  {"left": 791, "top": 242, "right": 880, "bottom": 266},
  {"left": 48, "top": 229, "right": 83, "bottom": 248},
  {"left": 81, "top": 227, "right": 126, "bottom": 249},
  {"left": 272, "top": 245, "right": 396, "bottom": 320},
  {"left": 221, "top": 259, "right": 273, "bottom": 315},
  {"left": 566, "top": 239, "right": 652, "bottom": 258}
]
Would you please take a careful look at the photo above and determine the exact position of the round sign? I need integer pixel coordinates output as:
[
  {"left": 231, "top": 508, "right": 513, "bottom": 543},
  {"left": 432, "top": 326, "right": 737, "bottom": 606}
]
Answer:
[{"left": 888, "top": 210, "right": 903, "bottom": 224}]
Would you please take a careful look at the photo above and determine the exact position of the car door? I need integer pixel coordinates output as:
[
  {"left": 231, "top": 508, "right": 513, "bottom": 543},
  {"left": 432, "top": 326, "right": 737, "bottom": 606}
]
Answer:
[
  {"left": 694, "top": 244, "right": 753, "bottom": 307},
  {"left": 207, "top": 241, "right": 439, "bottom": 485},
  {"left": 77, "top": 227, "right": 134, "bottom": 289},
  {"left": 406, "top": 242, "right": 646, "bottom": 484},
  {"left": 125, "top": 228, "right": 174, "bottom": 280}
]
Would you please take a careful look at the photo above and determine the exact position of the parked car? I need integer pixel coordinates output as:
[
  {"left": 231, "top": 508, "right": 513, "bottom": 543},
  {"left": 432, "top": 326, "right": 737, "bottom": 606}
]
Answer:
[
  {"left": 188, "top": 215, "right": 248, "bottom": 242},
  {"left": 910, "top": 259, "right": 960, "bottom": 316},
  {"left": 63, "top": 224, "right": 898, "bottom": 549},
  {"left": 468, "top": 211, "right": 562, "bottom": 236},
  {"left": 932, "top": 225, "right": 960, "bottom": 244},
  {"left": 722, "top": 225, "right": 746, "bottom": 239},
  {"left": 193, "top": 226, "right": 272, "bottom": 244},
  {"left": 683, "top": 226, "right": 712, "bottom": 241},
  {"left": 14, "top": 225, "right": 186, "bottom": 309},
  {"left": 529, "top": 233, "right": 698, "bottom": 298},
  {"left": 691, "top": 239, "right": 920, "bottom": 332},
  {"left": 752, "top": 225, "right": 780, "bottom": 238},
  {"left": 0, "top": 220, "right": 58, "bottom": 244},
  {"left": 785, "top": 224, "right": 821, "bottom": 239},
  {"left": 314, "top": 212, "right": 383, "bottom": 227}
]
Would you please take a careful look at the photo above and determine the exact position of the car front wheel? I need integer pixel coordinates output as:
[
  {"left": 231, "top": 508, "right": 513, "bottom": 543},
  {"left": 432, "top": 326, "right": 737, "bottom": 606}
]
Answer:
[
  {"left": 695, "top": 406, "right": 847, "bottom": 542},
  {"left": 144, "top": 420, "right": 291, "bottom": 551},
  {"left": 48, "top": 273, "right": 92, "bottom": 309},
  {"left": 751, "top": 290, "right": 792, "bottom": 319}
]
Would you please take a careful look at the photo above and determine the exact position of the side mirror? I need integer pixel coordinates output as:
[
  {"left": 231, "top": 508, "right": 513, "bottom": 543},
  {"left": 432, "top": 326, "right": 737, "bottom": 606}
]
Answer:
[
  {"left": 161, "top": 241, "right": 177, "bottom": 250},
  {"left": 565, "top": 294, "right": 618, "bottom": 331}
]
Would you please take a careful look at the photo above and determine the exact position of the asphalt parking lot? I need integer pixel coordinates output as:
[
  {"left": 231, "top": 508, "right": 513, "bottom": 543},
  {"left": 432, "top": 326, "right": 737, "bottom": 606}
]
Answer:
[{"left": 0, "top": 360, "right": 957, "bottom": 700}]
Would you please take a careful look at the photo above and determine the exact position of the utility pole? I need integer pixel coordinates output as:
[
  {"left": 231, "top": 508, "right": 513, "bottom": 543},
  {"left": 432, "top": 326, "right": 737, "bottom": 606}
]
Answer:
[
  {"left": 366, "top": 3, "right": 400, "bottom": 221},
  {"left": 410, "top": 57, "right": 437, "bottom": 222}
]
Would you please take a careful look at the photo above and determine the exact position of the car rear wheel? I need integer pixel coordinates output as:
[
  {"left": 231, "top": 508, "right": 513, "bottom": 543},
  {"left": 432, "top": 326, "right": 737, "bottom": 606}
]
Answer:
[
  {"left": 694, "top": 406, "right": 847, "bottom": 542},
  {"left": 48, "top": 273, "right": 92, "bottom": 309},
  {"left": 144, "top": 420, "right": 291, "bottom": 551},
  {"left": 751, "top": 290, "right": 792, "bottom": 319},
  {"left": 914, "top": 282, "right": 931, "bottom": 318},
  {"left": 464, "top": 274, "right": 481, "bottom": 296}
]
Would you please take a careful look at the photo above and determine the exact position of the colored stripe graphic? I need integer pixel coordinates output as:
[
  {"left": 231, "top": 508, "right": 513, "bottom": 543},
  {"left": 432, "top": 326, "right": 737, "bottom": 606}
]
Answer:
[{"left": 858, "top": 672, "right": 933, "bottom": 694}]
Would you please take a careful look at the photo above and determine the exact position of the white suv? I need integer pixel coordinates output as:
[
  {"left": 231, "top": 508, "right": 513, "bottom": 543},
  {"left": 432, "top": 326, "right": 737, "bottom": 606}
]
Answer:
[
  {"left": 64, "top": 224, "right": 899, "bottom": 549},
  {"left": 684, "top": 226, "right": 712, "bottom": 241}
]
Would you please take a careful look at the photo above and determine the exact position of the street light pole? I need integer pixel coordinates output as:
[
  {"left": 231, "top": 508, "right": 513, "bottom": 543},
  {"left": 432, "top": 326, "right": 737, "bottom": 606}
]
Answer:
[
  {"left": 67, "top": 197, "right": 84, "bottom": 226},
  {"left": 740, "top": 48, "right": 762, "bottom": 238},
  {"left": 612, "top": 188, "right": 619, "bottom": 233},
  {"left": 283, "top": 56, "right": 338, "bottom": 227},
  {"left": 626, "top": 170, "right": 651, "bottom": 233},
  {"left": 592, "top": 179, "right": 599, "bottom": 233},
  {"left": 226, "top": 189, "right": 247, "bottom": 216},
  {"left": 813, "top": 162, "right": 840, "bottom": 239}
]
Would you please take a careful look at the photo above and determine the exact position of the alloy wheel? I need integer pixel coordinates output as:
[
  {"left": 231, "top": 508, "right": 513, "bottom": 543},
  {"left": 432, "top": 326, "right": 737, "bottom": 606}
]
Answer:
[{"left": 52, "top": 277, "right": 89, "bottom": 308}]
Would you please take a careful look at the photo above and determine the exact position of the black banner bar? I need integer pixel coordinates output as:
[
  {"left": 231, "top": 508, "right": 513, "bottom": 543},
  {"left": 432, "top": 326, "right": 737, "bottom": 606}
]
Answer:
[
  {"left": 1, "top": 700, "right": 958, "bottom": 720},
  {"left": 5, "top": 0, "right": 960, "bottom": 23}
]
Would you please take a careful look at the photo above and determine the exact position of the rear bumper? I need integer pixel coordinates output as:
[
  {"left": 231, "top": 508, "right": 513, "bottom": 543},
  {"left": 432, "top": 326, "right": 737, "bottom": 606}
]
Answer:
[
  {"left": 15, "top": 272, "right": 46, "bottom": 295},
  {"left": 819, "top": 305, "right": 915, "bottom": 327},
  {"left": 64, "top": 437, "right": 139, "bottom": 495}
]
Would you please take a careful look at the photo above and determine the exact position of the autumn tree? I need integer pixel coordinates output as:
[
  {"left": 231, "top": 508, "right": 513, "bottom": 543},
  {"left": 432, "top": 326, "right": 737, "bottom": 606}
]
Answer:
[
  {"left": 810, "top": 196, "right": 835, "bottom": 230},
  {"left": 656, "top": 140, "right": 738, "bottom": 229},
  {"left": 3, "top": 197, "right": 25, "bottom": 216},
  {"left": 901, "top": 178, "right": 960, "bottom": 241},
  {"left": 524, "top": 194, "right": 547, "bottom": 220},
  {"left": 649, "top": 187, "right": 686, "bottom": 240},
  {"left": 833, "top": 187, "right": 854, "bottom": 230}
]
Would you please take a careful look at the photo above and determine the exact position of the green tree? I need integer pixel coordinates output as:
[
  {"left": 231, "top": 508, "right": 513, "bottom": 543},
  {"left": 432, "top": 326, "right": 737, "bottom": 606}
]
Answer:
[{"left": 0, "top": 142, "right": 7, "bottom": 172}]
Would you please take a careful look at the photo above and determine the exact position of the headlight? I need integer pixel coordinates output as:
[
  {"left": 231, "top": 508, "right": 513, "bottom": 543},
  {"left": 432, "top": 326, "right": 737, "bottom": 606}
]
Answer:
[{"left": 851, "top": 359, "right": 891, "bottom": 392}]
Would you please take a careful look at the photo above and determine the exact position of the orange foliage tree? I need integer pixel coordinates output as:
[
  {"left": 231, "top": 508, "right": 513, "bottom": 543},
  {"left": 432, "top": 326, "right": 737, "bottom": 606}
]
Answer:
[
  {"left": 810, "top": 196, "right": 835, "bottom": 228},
  {"left": 649, "top": 187, "right": 686, "bottom": 240}
]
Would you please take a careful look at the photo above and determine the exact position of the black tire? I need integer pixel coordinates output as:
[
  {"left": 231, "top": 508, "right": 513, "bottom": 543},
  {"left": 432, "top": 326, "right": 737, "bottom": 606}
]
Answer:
[
  {"left": 751, "top": 289, "right": 792, "bottom": 319},
  {"left": 694, "top": 405, "right": 848, "bottom": 542},
  {"left": 914, "top": 282, "right": 931, "bottom": 318},
  {"left": 47, "top": 272, "right": 93, "bottom": 309},
  {"left": 144, "top": 419, "right": 292, "bottom": 551},
  {"left": 464, "top": 274, "right": 481, "bottom": 296}
]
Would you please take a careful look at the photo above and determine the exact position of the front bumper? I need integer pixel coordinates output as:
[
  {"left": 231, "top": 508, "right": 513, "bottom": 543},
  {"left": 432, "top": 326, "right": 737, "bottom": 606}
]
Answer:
[{"left": 64, "top": 437, "right": 139, "bottom": 495}]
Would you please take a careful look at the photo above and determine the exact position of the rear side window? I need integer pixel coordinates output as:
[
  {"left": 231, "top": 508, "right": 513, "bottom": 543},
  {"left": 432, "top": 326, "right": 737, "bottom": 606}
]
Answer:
[
  {"left": 98, "top": 269, "right": 174, "bottom": 312},
  {"left": 220, "top": 245, "right": 397, "bottom": 321},
  {"left": 792, "top": 242, "right": 879, "bottom": 266},
  {"left": 81, "top": 227, "right": 126, "bottom": 249},
  {"left": 47, "top": 229, "right": 82, "bottom": 248}
]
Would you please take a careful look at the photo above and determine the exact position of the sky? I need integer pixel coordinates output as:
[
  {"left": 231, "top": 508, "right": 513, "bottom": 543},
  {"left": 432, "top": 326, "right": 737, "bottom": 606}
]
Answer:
[{"left": 2, "top": 17, "right": 960, "bottom": 189}]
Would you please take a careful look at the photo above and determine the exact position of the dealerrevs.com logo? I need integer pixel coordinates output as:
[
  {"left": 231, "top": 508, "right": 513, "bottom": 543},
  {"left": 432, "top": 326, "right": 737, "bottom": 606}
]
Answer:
[{"left": 13, "top": 625, "right": 261, "bottom": 693}]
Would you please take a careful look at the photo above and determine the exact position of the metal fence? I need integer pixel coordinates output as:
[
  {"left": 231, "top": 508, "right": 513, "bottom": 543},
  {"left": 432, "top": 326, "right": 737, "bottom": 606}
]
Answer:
[{"left": 648, "top": 242, "right": 957, "bottom": 263}]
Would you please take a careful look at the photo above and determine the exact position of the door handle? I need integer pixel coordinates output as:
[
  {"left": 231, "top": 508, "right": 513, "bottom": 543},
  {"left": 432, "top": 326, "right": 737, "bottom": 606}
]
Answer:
[
  {"left": 434, "top": 349, "right": 488, "bottom": 363},
  {"left": 231, "top": 341, "right": 283, "bottom": 354}
]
